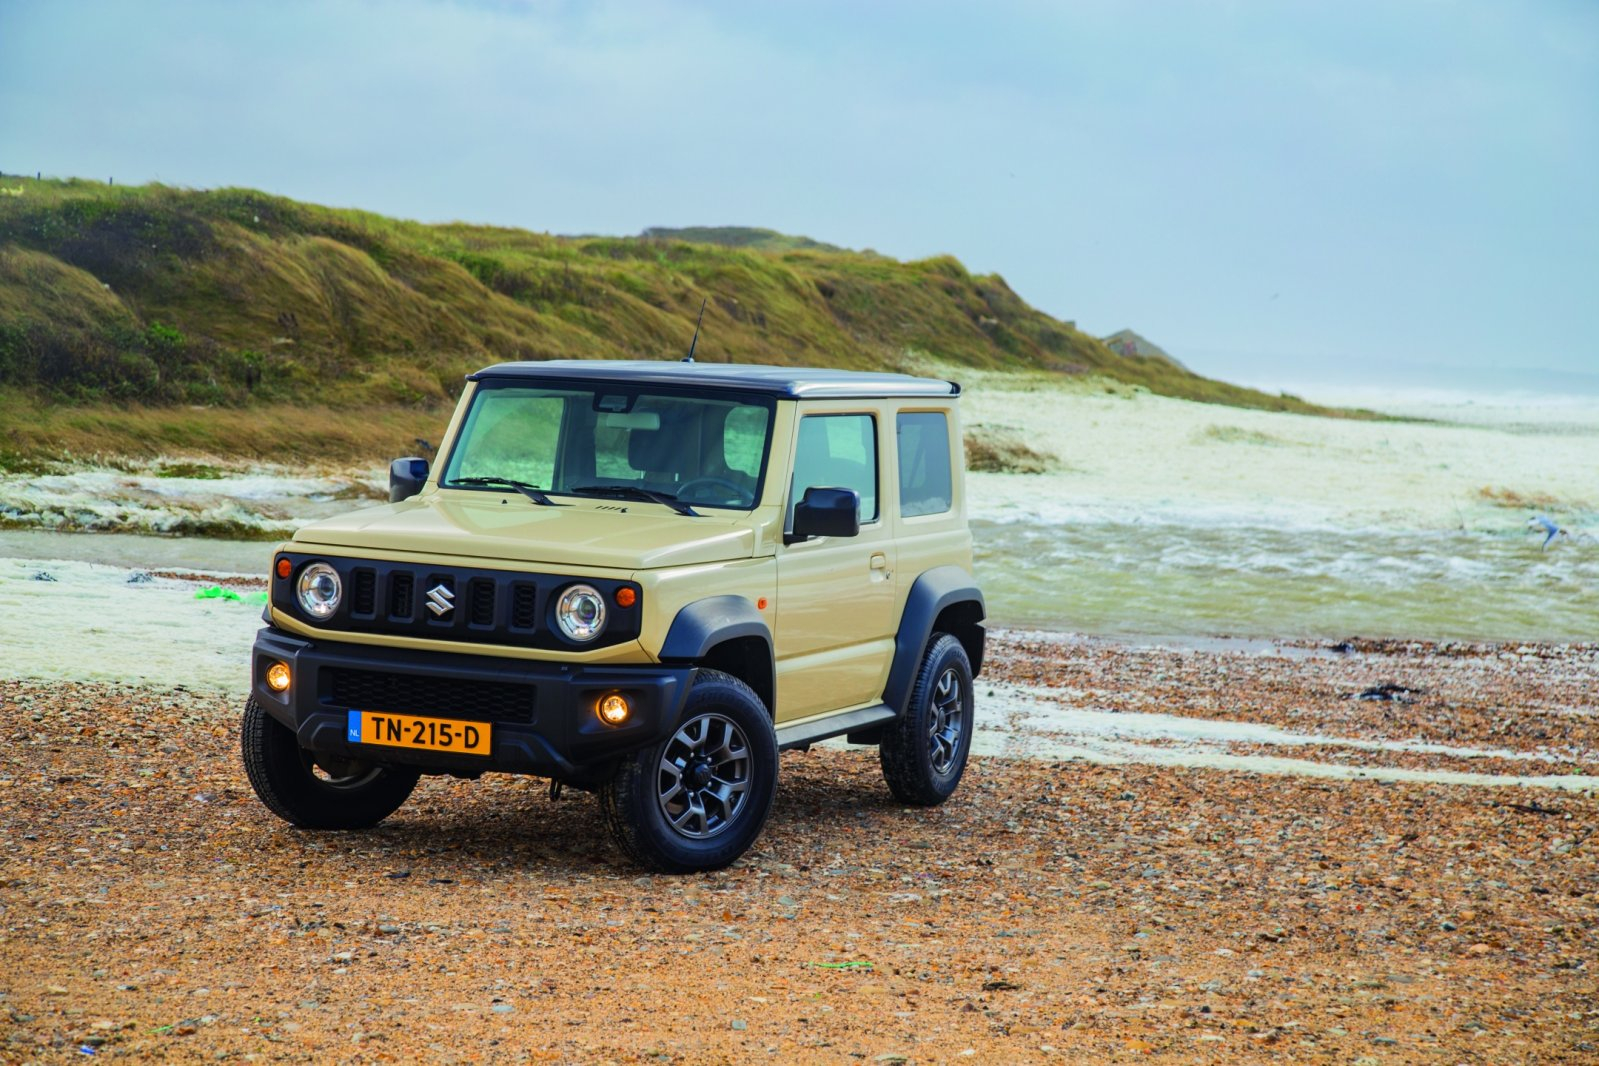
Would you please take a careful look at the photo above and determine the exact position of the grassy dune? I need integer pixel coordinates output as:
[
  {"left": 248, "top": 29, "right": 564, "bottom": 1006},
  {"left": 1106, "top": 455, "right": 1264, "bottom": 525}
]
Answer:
[
  {"left": 0, "top": 391, "right": 447, "bottom": 471},
  {"left": 0, "top": 177, "right": 1348, "bottom": 462}
]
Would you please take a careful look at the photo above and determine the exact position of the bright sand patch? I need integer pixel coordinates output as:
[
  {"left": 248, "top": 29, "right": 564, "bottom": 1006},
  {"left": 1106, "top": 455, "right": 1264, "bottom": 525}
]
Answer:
[{"left": 0, "top": 557, "right": 262, "bottom": 693}]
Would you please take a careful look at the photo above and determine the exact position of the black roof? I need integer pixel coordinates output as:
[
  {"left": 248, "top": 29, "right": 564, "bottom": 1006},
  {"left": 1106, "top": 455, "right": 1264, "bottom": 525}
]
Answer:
[{"left": 467, "top": 360, "right": 960, "bottom": 399}]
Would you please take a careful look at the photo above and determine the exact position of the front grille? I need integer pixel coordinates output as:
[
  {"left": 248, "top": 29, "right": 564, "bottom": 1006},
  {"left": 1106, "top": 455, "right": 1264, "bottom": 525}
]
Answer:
[
  {"left": 352, "top": 568, "right": 376, "bottom": 615},
  {"left": 511, "top": 584, "right": 538, "bottom": 629},
  {"left": 389, "top": 572, "right": 414, "bottom": 620},
  {"left": 271, "top": 554, "right": 642, "bottom": 650},
  {"left": 468, "top": 578, "right": 495, "bottom": 627},
  {"left": 328, "top": 667, "right": 535, "bottom": 723}
]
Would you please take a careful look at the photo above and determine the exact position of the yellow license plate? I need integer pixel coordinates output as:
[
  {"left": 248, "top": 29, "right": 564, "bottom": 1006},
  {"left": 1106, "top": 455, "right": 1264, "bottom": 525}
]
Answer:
[{"left": 346, "top": 710, "right": 492, "bottom": 756}]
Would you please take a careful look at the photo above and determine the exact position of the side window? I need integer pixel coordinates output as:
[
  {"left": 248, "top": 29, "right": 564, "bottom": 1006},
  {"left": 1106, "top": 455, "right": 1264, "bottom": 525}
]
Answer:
[
  {"left": 790, "top": 413, "right": 878, "bottom": 522},
  {"left": 896, "top": 411, "right": 952, "bottom": 517}
]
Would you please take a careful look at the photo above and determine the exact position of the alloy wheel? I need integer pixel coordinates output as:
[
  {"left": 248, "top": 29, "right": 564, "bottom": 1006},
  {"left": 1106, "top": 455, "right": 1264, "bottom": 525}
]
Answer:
[
  {"left": 928, "top": 667, "right": 964, "bottom": 775},
  {"left": 656, "top": 712, "right": 752, "bottom": 839}
]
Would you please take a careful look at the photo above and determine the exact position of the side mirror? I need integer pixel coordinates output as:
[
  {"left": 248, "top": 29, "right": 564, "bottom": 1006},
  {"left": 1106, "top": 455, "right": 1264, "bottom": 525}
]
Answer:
[
  {"left": 389, "top": 457, "right": 430, "bottom": 502},
  {"left": 788, "top": 486, "right": 860, "bottom": 544}
]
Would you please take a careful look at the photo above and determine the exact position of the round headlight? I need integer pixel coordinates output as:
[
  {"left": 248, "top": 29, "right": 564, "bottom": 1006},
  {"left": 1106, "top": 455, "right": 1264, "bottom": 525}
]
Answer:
[
  {"left": 296, "top": 562, "right": 342, "bottom": 620},
  {"left": 556, "top": 583, "right": 607, "bottom": 642}
]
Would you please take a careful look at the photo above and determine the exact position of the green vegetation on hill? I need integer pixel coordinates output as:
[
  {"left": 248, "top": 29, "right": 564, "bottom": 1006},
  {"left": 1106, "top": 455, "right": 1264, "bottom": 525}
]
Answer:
[
  {"left": 0, "top": 178, "right": 1346, "bottom": 440},
  {"left": 638, "top": 226, "right": 849, "bottom": 254}
]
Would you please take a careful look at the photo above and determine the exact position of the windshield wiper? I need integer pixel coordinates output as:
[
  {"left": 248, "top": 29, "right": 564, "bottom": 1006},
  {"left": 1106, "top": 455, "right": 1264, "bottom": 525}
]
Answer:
[
  {"left": 450, "top": 476, "right": 564, "bottom": 507},
  {"left": 570, "top": 484, "right": 700, "bottom": 517}
]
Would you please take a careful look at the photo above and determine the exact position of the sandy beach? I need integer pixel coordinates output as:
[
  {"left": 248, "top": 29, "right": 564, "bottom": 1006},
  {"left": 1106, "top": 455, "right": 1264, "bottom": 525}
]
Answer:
[{"left": 3, "top": 632, "right": 1596, "bottom": 1063}]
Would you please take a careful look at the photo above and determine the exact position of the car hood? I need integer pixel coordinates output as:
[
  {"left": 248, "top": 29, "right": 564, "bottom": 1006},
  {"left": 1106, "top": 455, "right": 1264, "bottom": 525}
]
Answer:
[{"left": 290, "top": 492, "right": 759, "bottom": 571}]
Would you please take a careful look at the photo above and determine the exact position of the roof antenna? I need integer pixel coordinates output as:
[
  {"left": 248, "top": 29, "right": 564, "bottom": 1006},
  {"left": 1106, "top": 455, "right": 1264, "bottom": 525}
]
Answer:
[{"left": 682, "top": 297, "right": 707, "bottom": 363}]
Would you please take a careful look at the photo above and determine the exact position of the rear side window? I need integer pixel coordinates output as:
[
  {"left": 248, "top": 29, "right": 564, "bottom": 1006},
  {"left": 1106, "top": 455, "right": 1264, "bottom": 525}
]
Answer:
[
  {"left": 790, "top": 414, "right": 878, "bottom": 522},
  {"left": 896, "top": 411, "right": 952, "bottom": 517}
]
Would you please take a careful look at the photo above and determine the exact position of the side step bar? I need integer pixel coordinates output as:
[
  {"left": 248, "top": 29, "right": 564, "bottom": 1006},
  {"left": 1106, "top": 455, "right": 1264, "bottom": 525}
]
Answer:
[{"left": 776, "top": 704, "right": 896, "bottom": 751}]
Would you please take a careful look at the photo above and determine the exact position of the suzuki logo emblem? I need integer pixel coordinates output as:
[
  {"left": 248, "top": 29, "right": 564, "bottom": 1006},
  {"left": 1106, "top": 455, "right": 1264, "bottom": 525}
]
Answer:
[{"left": 425, "top": 583, "right": 455, "bottom": 617}]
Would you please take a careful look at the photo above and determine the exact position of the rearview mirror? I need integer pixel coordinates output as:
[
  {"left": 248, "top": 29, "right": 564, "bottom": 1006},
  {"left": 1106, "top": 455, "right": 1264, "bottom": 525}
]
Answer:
[
  {"left": 389, "top": 457, "right": 430, "bottom": 502},
  {"left": 601, "top": 411, "right": 661, "bottom": 431},
  {"left": 787, "top": 486, "right": 860, "bottom": 544}
]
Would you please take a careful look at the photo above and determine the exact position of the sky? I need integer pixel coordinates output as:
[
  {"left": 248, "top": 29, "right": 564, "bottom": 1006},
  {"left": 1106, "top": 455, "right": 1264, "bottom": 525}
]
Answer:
[{"left": 2, "top": 0, "right": 1595, "bottom": 392}]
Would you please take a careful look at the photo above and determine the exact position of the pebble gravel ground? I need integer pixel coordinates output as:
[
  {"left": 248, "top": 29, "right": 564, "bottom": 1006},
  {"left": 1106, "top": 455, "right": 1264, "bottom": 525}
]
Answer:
[{"left": 2, "top": 636, "right": 1596, "bottom": 1063}]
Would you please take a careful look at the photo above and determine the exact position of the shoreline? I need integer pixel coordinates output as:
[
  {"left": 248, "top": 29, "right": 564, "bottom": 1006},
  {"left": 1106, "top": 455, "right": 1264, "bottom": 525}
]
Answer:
[
  {"left": 5, "top": 616, "right": 1594, "bottom": 791},
  {"left": 3, "top": 536, "right": 1596, "bottom": 682}
]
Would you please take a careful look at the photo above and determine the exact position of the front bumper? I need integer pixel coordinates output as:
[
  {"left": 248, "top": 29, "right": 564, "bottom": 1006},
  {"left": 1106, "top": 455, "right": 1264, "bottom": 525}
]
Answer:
[{"left": 250, "top": 626, "right": 694, "bottom": 781}]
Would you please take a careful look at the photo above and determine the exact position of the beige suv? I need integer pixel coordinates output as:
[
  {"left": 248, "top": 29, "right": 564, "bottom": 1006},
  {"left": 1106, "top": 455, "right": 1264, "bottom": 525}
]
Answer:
[{"left": 242, "top": 361, "right": 985, "bottom": 872}]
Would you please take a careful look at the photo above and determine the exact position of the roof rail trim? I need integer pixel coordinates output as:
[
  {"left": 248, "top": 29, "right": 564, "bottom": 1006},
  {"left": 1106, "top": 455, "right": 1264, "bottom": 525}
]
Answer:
[{"left": 463, "top": 360, "right": 961, "bottom": 400}]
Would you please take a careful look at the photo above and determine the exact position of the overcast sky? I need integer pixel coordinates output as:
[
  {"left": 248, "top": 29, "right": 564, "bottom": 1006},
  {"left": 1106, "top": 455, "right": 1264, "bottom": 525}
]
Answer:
[{"left": 2, "top": 0, "right": 1595, "bottom": 391}]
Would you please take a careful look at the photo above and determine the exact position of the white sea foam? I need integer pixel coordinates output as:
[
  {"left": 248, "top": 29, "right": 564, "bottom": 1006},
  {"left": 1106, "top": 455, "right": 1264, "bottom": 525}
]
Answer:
[
  {"left": 0, "top": 464, "right": 383, "bottom": 535},
  {"left": 979, "top": 682, "right": 1569, "bottom": 762}
]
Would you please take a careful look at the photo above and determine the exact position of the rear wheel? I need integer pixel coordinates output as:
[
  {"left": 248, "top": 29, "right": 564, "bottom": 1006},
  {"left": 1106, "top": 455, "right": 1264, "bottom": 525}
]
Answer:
[
  {"left": 241, "top": 697, "right": 420, "bottom": 830},
  {"left": 600, "top": 670, "right": 777, "bottom": 873},
  {"left": 879, "top": 633, "right": 974, "bottom": 805}
]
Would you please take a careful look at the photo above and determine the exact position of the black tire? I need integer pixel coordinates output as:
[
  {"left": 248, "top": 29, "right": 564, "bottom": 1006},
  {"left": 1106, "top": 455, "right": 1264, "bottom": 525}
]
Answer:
[
  {"left": 240, "top": 697, "right": 420, "bottom": 830},
  {"left": 600, "top": 669, "right": 778, "bottom": 873},
  {"left": 879, "top": 633, "right": 974, "bottom": 806}
]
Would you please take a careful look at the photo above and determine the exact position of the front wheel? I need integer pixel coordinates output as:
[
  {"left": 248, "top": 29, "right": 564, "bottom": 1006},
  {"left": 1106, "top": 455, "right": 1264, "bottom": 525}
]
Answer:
[
  {"left": 879, "top": 633, "right": 974, "bottom": 805},
  {"left": 599, "top": 670, "right": 778, "bottom": 873},
  {"left": 241, "top": 698, "right": 420, "bottom": 830}
]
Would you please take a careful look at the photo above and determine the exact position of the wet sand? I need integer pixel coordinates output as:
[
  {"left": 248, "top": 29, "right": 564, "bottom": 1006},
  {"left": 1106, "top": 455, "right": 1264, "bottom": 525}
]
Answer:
[{"left": 3, "top": 634, "right": 1595, "bottom": 1062}]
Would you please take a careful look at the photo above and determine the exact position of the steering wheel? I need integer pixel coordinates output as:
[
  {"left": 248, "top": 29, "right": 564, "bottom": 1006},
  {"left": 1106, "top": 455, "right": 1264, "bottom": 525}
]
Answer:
[{"left": 676, "top": 476, "right": 756, "bottom": 507}]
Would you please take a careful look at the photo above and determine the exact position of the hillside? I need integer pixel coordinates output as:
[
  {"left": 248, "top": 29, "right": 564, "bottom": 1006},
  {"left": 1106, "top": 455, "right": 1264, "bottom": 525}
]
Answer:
[
  {"left": 1101, "top": 329, "right": 1187, "bottom": 371},
  {"left": 0, "top": 179, "right": 1345, "bottom": 460},
  {"left": 638, "top": 226, "right": 849, "bottom": 254}
]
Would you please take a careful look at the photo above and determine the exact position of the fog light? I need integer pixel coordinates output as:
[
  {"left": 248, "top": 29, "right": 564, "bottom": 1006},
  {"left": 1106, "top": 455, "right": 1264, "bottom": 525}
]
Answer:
[
  {"left": 597, "top": 693, "right": 630, "bottom": 725},
  {"left": 265, "top": 661, "right": 291, "bottom": 692}
]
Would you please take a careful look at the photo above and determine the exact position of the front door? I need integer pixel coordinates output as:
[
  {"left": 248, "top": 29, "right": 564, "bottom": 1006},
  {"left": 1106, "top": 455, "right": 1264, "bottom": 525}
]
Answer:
[{"left": 774, "top": 409, "right": 897, "bottom": 722}]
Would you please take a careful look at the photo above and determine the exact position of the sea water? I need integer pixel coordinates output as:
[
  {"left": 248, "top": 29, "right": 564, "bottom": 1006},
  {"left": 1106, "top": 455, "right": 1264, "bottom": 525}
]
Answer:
[{"left": 973, "top": 514, "right": 1598, "bottom": 642}]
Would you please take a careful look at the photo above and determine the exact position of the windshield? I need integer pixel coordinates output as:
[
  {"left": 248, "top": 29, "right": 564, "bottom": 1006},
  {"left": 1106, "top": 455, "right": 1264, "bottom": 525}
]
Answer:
[{"left": 440, "top": 380, "right": 775, "bottom": 511}]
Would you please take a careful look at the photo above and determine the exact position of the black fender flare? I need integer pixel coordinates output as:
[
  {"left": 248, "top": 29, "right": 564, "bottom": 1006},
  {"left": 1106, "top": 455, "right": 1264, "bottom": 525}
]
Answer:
[
  {"left": 659, "top": 595, "right": 776, "bottom": 714},
  {"left": 659, "top": 595, "right": 771, "bottom": 660},
  {"left": 883, "top": 566, "right": 986, "bottom": 716}
]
